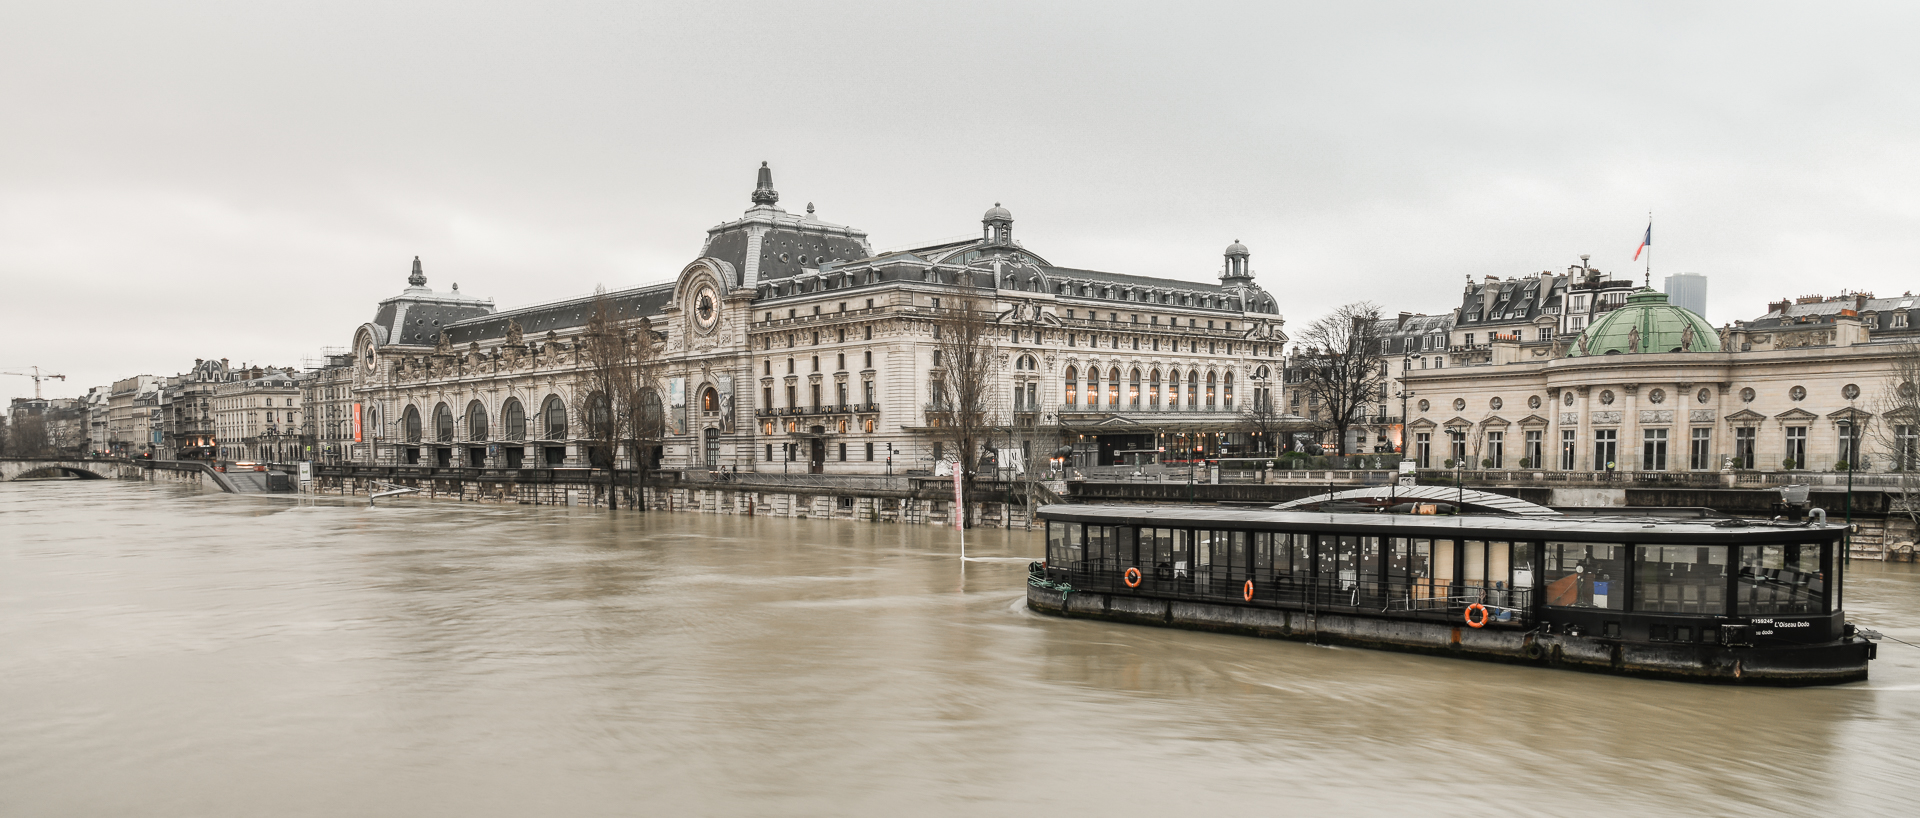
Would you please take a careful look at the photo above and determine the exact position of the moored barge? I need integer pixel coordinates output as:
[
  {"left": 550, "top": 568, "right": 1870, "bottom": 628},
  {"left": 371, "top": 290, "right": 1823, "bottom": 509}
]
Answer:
[{"left": 1029, "top": 501, "right": 1876, "bottom": 685}]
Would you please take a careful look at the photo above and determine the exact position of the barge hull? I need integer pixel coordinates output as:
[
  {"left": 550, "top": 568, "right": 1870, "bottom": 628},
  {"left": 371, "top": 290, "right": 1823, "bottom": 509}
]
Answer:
[{"left": 1027, "top": 584, "right": 1870, "bottom": 686}]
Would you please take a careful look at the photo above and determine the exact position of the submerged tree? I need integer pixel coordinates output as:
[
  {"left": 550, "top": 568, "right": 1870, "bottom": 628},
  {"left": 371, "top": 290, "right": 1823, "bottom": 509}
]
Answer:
[
  {"left": 928, "top": 293, "right": 1001, "bottom": 528},
  {"left": 1288, "top": 301, "right": 1386, "bottom": 456},
  {"left": 577, "top": 286, "right": 667, "bottom": 508}
]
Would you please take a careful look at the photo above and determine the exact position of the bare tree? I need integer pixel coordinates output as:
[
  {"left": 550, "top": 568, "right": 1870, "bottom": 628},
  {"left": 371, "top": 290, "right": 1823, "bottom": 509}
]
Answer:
[
  {"left": 1870, "top": 343, "right": 1920, "bottom": 540},
  {"left": 578, "top": 287, "right": 667, "bottom": 508},
  {"left": 1238, "top": 387, "right": 1285, "bottom": 456},
  {"left": 1289, "top": 301, "right": 1386, "bottom": 456},
  {"left": 5, "top": 415, "right": 50, "bottom": 457},
  {"left": 929, "top": 294, "right": 1000, "bottom": 528}
]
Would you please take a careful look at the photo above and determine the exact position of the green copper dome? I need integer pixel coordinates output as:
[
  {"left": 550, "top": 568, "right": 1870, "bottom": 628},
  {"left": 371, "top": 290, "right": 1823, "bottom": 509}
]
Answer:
[{"left": 1568, "top": 288, "right": 1719, "bottom": 357}]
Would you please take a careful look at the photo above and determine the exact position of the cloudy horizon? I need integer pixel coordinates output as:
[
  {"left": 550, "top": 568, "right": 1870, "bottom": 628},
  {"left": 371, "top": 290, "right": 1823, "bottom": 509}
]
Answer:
[{"left": 6, "top": 1, "right": 1919, "bottom": 403}]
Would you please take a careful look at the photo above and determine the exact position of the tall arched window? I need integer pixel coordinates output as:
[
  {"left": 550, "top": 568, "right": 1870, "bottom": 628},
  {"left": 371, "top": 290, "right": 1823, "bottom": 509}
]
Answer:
[
  {"left": 466, "top": 400, "right": 488, "bottom": 441},
  {"left": 586, "top": 392, "right": 612, "bottom": 439},
  {"left": 1106, "top": 367, "right": 1120, "bottom": 408},
  {"left": 541, "top": 395, "right": 568, "bottom": 439},
  {"left": 1205, "top": 373, "right": 1217, "bottom": 408},
  {"left": 402, "top": 406, "right": 420, "bottom": 442},
  {"left": 1149, "top": 369, "right": 1162, "bottom": 410},
  {"left": 1064, "top": 366, "right": 1079, "bottom": 407},
  {"left": 502, "top": 398, "right": 525, "bottom": 441},
  {"left": 1128, "top": 368, "right": 1141, "bottom": 408},
  {"left": 639, "top": 389, "right": 664, "bottom": 438},
  {"left": 1187, "top": 370, "right": 1199, "bottom": 407},
  {"left": 1085, "top": 368, "right": 1098, "bottom": 407},
  {"left": 1224, "top": 373, "right": 1234, "bottom": 410},
  {"left": 701, "top": 387, "right": 719, "bottom": 413},
  {"left": 433, "top": 402, "right": 454, "bottom": 442}
]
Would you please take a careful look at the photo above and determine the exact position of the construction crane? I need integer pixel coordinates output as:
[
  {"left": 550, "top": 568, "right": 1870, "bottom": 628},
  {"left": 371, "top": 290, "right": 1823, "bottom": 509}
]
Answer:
[{"left": 2, "top": 366, "right": 67, "bottom": 400}]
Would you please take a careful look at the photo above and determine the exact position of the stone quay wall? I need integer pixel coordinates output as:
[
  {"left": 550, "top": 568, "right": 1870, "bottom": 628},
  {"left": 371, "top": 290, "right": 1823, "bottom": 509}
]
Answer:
[{"left": 308, "top": 469, "right": 1041, "bottom": 529}]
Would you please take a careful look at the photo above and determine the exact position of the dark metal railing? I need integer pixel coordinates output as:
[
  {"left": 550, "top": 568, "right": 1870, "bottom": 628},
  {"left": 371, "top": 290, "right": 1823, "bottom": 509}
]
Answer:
[{"left": 1042, "top": 561, "right": 1533, "bottom": 627}]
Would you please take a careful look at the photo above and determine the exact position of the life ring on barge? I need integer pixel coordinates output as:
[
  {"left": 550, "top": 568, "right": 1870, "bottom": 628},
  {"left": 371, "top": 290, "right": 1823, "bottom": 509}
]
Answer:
[
  {"left": 1243, "top": 579, "right": 1255, "bottom": 602},
  {"left": 1123, "top": 567, "right": 1142, "bottom": 588},
  {"left": 1463, "top": 603, "right": 1490, "bottom": 629}
]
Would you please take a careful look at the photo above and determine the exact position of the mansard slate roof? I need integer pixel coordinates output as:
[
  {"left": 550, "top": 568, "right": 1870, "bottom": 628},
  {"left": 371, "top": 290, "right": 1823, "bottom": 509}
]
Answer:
[
  {"left": 1457, "top": 274, "right": 1566, "bottom": 328},
  {"left": 1748, "top": 293, "right": 1920, "bottom": 328},
  {"left": 442, "top": 283, "right": 675, "bottom": 345},
  {"left": 373, "top": 299, "right": 497, "bottom": 346}
]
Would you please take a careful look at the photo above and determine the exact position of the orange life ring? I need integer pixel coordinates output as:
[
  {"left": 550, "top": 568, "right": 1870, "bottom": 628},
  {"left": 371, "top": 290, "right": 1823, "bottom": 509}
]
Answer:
[
  {"left": 1243, "top": 579, "right": 1255, "bottom": 602},
  {"left": 1464, "top": 603, "right": 1489, "bottom": 629},
  {"left": 1123, "top": 567, "right": 1142, "bottom": 588}
]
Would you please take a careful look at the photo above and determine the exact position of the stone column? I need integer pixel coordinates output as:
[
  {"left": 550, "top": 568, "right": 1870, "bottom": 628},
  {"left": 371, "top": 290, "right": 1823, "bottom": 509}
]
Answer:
[
  {"left": 1576, "top": 385, "right": 1593, "bottom": 471},
  {"left": 1620, "top": 383, "right": 1640, "bottom": 473}
]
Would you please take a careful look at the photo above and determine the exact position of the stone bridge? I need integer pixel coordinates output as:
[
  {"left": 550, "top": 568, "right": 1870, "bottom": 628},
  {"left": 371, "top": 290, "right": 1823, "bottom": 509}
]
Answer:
[{"left": 0, "top": 457, "right": 142, "bottom": 481}]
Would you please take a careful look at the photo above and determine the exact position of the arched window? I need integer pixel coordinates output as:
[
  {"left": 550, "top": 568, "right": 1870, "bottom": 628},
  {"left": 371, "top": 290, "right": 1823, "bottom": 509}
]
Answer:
[
  {"left": 702, "top": 387, "right": 719, "bottom": 413},
  {"left": 586, "top": 392, "right": 612, "bottom": 439},
  {"left": 402, "top": 405, "right": 420, "bottom": 443},
  {"left": 1187, "top": 370, "right": 1199, "bottom": 407},
  {"left": 1223, "top": 373, "right": 1234, "bottom": 410},
  {"left": 1129, "top": 368, "right": 1141, "bottom": 408},
  {"left": 467, "top": 400, "right": 488, "bottom": 441},
  {"left": 639, "top": 389, "right": 664, "bottom": 438},
  {"left": 703, "top": 427, "right": 720, "bottom": 468},
  {"left": 433, "top": 403, "right": 454, "bottom": 442},
  {"left": 1106, "top": 367, "right": 1120, "bottom": 408},
  {"left": 1149, "top": 369, "right": 1162, "bottom": 409},
  {"left": 1085, "top": 367, "right": 1099, "bottom": 407},
  {"left": 502, "top": 398, "right": 525, "bottom": 441},
  {"left": 1064, "top": 366, "right": 1079, "bottom": 407},
  {"left": 1205, "top": 372, "right": 1217, "bottom": 408},
  {"left": 541, "top": 395, "right": 567, "bottom": 439}
]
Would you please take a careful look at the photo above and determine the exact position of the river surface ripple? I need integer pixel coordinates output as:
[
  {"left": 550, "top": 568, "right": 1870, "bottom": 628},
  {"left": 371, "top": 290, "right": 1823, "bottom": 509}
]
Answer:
[{"left": 4, "top": 481, "right": 1920, "bottom": 817}]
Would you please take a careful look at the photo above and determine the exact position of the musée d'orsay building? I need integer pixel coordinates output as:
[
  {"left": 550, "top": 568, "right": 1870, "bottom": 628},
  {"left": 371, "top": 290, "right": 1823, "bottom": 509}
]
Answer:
[{"left": 344, "top": 164, "right": 1289, "bottom": 475}]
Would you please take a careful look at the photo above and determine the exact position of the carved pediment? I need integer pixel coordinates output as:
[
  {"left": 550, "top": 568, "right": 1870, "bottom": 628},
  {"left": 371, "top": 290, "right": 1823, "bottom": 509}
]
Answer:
[
  {"left": 1408, "top": 418, "right": 1437, "bottom": 430},
  {"left": 1443, "top": 416, "right": 1473, "bottom": 429},
  {"left": 1725, "top": 408, "right": 1766, "bottom": 425},
  {"left": 1826, "top": 407, "right": 1874, "bottom": 421},
  {"left": 1773, "top": 407, "right": 1819, "bottom": 422},
  {"left": 1479, "top": 415, "right": 1511, "bottom": 427},
  {"left": 1517, "top": 414, "right": 1551, "bottom": 427}
]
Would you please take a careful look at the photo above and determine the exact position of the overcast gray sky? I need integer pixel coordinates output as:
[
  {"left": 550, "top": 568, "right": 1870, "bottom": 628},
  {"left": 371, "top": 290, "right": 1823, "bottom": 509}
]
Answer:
[{"left": 5, "top": 1, "right": 1919, "bottom": 404}]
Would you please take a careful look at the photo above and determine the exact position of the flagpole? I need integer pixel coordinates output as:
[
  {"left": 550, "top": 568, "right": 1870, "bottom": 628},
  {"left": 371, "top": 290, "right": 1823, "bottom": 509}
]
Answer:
[{"left": 1645, "top": 211, "right": 1652, "bottom": 288}]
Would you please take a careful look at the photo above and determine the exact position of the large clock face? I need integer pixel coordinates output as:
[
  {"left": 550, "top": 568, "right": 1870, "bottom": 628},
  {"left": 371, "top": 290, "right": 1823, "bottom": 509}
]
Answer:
[
  {"left": 360, "top": 336, "right": 377, "bottom": 371},
  {"left": 694, "top": 285, "right": 719, "bottom": 330}
]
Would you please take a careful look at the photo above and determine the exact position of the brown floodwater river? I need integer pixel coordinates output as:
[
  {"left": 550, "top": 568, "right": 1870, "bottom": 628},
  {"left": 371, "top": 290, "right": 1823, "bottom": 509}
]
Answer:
[{"left": 4, "top": 480, "right": 1920, "bottom": 817}]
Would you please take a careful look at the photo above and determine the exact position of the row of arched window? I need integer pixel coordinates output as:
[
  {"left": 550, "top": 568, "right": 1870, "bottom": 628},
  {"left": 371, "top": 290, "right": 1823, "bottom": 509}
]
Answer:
[
  {"left": 397, "top": 395, "right": 568, "bottom": 444},
  {"left": 1061, "top": 366, "right": 1239, "bottom": 410}
]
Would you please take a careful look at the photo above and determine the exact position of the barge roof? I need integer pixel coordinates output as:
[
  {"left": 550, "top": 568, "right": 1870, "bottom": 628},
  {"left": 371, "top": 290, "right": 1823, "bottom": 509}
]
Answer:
[{"left": 1037, "top": 504, "right": 1841, "bottom": 544}]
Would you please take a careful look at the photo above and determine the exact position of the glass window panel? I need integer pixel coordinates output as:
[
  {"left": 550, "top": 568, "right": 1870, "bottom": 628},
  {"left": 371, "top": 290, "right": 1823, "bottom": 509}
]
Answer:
[
  {"left": 1172, "top": 530, "right": 1190, "bottom": 583},
  {"left": 1047, "top": 522, "right": 1064, "bottom": 564},
  {"left": 1119, "top": 527, "right": 1138, "bottom": 567},
  {"left": 1229, "top": 532, "right": 1249, "bottom": 581},
  {"left": 1065, "top": 524, "right": 1083, "bottom": 567},
  {"left": 1544, "top": 542, "right": 1625, "bottom": 610},
  {"left": 1292, "top": 533, "right": 1312, "bottom": 579},
  {"left": 1737, "top": 544, "right": 1827, "bottom": 615},
  {"left": 1433, "top": 539, "right": 1457, "bottom": 598},
  {"left": 1634, "top": 545, "right": 1728, "bottom": 615}
]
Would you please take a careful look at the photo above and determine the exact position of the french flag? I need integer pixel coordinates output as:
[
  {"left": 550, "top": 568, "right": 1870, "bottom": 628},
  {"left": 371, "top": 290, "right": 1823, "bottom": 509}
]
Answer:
[{"left": 1633, "top": 223, "right": 1651, "bottom": 260}]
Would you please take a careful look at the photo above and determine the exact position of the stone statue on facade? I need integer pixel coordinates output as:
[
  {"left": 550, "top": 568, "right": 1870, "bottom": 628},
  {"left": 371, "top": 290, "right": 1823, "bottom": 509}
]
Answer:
[
  {"left": 1627, "top": 326, "right": 1641, "bottom": 353},
  {"left": 1680, "top": 323, "right": 1695, "bottom": 352},
  {"left": 505, "top": 318, "right": 523, "bottom": 347},
  {"left": 1576, "top": 332, "right": 1590, "bottom": 356}
]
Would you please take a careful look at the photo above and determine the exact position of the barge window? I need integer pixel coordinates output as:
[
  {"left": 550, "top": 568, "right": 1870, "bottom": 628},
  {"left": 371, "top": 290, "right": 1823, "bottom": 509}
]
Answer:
[
  {"left": 1228, "top": 532, "right": 1249, "bottom": 582},
  {"left": 1064, "top": 524, "right": 1083, "bottom": 567},
  {"left": 1196, "top": 531, "right": 1215, "bottom": 588},
  {"left": 1046, "top": 522, "right": 1066, "bottom": 565},
  {"left": 1634, "top": 546, "right": 1728, "bottom": 615},
  {"left": 1087, "top": 526, "right": 1115, "bottom": 570},
  {"left": 1291, "top": 533, "right": 1312, "bottom": 579},
  {"left": 1544, "top": 542, "right": 1625, "bottom": 610},
  {"left": 1357, "top": 536, "right": 1380, "bottom": 591},
  {"left": 1737, "top": 544, "right": 1827, "bottom": 615},
  {"left": 1118, "top": 527, "right": 1138, "bottom": 569},
  {"left": 1254, "top": 532, "right": 1274, "bottom": 577},
  {"left": 1432, "top": 539, "right": 1456, "bottom": 600}
]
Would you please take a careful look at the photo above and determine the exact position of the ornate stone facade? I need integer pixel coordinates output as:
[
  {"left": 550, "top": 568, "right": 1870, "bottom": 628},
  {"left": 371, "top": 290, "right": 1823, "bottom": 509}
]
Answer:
[{"left": 340, "top": 165, "right": 1290, "bottom": 475}]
